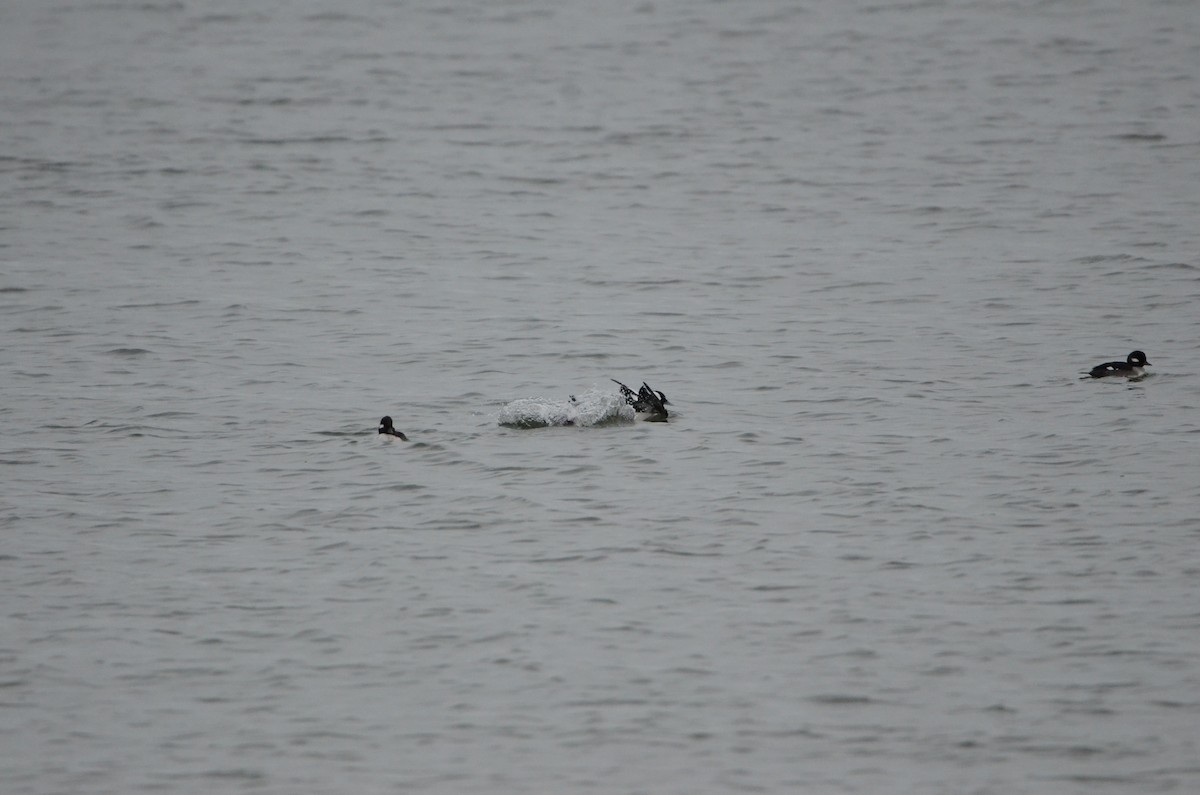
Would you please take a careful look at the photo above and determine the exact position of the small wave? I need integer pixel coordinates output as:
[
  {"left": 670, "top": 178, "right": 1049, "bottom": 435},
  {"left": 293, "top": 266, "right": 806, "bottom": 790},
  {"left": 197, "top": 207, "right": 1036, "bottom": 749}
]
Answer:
[{"left": 498, "top": 387, "right": 634, "bottom": 429}]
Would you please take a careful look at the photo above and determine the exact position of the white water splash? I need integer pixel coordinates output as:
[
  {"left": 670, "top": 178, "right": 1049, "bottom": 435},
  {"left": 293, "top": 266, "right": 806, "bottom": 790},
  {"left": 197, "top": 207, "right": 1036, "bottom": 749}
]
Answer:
[{"left": 497, "top": 386, "right": 635, "bottom": 428}]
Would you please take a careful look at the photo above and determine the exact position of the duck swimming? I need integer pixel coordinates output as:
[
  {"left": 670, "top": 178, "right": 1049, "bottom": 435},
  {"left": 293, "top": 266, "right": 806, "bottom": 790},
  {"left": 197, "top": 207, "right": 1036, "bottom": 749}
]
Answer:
[
  {"left": 378, "top": 416, "right": 408, "bottom": 440},
  {"left": 1087, "top": 350, "right": 1151, "bottom": 379},
  {"left": 612, "top": 379, "right": 670, "bottom": 422}
]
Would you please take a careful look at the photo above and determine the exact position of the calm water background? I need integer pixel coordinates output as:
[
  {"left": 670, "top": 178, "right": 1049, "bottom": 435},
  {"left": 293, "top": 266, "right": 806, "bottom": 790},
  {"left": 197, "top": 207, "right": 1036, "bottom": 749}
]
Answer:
[{"left": 3, "top": 0, "right": 1199, "bottom": 792}]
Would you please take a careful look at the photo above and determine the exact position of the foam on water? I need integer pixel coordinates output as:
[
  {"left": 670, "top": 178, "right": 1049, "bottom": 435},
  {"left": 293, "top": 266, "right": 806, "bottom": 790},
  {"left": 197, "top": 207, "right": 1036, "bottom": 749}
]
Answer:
[{"left": 497, "top": 386, "right": 635, "bottom": 428}]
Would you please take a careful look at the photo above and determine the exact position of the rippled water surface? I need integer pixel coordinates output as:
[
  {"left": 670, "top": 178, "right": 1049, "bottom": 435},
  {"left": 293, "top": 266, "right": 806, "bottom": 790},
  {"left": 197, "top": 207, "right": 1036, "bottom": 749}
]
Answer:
[{"left": 3, "top": 1, "right": 1200, "bottom": 792}]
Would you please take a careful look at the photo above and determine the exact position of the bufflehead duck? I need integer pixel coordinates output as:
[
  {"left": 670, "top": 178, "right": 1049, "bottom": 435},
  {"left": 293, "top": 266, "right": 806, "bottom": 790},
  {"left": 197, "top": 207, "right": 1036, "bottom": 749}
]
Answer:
[
  {"left": 612, "top": 379, "right": 670, "bottom": 421},
  {"left": 1088, "top": 350, "right": 1151, "bottom": 379},
  {"left": 378, "top": 416, "right": 408, "bottom": 440}
]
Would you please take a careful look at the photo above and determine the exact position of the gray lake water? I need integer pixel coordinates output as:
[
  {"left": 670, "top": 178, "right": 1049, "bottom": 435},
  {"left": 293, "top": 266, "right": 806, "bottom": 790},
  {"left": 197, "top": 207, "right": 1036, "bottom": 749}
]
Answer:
[{"left": 3, "top": 1, "right": 1199, "bottom": 793}]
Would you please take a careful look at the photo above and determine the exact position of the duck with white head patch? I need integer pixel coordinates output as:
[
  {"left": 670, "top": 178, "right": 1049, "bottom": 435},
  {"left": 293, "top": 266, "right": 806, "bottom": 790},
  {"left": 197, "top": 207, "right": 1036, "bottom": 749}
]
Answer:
[{"left": 1087, "top": 350, "right": 1151, "bottom": 379}]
